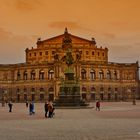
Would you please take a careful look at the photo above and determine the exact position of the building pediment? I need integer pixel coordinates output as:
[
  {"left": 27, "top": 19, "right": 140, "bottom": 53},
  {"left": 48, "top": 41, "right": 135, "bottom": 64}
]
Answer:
[{"left": 36, "top": 30, "right": 95, "bottom": 48}]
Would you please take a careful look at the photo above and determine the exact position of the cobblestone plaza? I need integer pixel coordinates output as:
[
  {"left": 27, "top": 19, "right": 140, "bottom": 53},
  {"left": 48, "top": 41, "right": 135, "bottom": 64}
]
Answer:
[{"left": 0, "top": 102, "right": 140, "bottom": 140}]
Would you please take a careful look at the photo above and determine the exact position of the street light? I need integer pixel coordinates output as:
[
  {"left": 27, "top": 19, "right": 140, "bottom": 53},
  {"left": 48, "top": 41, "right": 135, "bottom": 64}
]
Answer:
[
  {"left": 2, "top": 89, "right": 5, "bottom": 107},
  {"left": 132, "top": 87, "right": 136, "bottom": 105}
]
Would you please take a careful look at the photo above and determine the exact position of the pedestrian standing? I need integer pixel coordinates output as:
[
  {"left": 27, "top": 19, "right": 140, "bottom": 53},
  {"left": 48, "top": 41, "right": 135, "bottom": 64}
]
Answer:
[
  {"left": 32, "top": 102, "right": 35, "bottom": 114},
  {"left": 48, "top": 101, "right": 53, "bottom": 118},
  {"left": 96, "top": 100, "right": 100, "bottom": 111},
  {"left": 26, "top": 101, "right": 28, "bottom": 108},
  {"left": 29, "top": 102, "right": 33, "bottom": 115},
  {"left": 8, "top": 101, "right": 13, "bottom": 112}
]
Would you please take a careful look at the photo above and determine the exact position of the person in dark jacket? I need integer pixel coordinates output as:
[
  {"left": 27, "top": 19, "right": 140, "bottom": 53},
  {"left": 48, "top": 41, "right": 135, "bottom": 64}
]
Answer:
[
  {"left": 8, "top": 101, "right": 13, "bottom": 112},
  {"left": 48, "top": 101, "right": 54, "bottom": 118},
  {"left": 96, "top": 100, "right": 100, "bottom": 111},
  {"left": 26, "top": 101, "right": 28, "bottom": 108},
  {"left": 29, "top": 102, "right": 33, "bottom": 115},
  {"left": 44, "top": 101, "right": 49, "bottom": 118}
]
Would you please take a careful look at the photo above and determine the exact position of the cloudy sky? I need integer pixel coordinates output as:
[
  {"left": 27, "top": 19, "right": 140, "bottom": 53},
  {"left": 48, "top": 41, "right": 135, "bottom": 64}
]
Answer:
[{"left": 0, "top": 0, "right": 140, "bottom": 65}]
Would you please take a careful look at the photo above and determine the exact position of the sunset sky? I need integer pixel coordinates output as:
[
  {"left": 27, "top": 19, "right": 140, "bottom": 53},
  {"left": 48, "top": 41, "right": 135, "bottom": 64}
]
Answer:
[{"left": 0, "top": 0, "right": 140, "bottom": 65}]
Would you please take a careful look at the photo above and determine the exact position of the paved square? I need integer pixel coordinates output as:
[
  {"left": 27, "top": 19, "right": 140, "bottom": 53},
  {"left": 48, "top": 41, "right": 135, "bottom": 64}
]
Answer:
[{"left": 0, "top": 101, "right": 140, "bottom": 140}]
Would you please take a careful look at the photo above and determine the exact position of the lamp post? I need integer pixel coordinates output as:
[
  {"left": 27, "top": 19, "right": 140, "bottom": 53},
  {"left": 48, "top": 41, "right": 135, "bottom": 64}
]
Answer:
[
  {"left": 132, "top": 87, "right": 136, "bottom": 105},
  {"left": 2, "top": 89, "right": 5, "bottom": 107}
]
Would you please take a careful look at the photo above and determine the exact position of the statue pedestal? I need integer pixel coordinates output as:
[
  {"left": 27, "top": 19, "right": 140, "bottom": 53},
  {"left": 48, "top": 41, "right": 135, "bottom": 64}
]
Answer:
[{"left": 54, "top": 68, "right": 88, "bottom": 107}]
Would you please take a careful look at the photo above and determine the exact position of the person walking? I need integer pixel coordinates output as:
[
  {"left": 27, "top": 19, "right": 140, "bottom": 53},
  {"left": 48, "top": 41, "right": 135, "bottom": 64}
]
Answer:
[
  {"left": 29, "top": 102, "right": 33, "bottom": 115},
  {"left": 48, "top": 101, "right": 53, "bottom": 118},
  {"left": 32, "top": 102, "right": 35, "bottom": 114},
  {"left": 96, "top": 100, "right": 100, "bottom": 111},
  {"left": 44, "top": 101, "right": 49, "bottom": 118},
  {"left": 8, "top": 101, "right": 13, "bottom": 112}
]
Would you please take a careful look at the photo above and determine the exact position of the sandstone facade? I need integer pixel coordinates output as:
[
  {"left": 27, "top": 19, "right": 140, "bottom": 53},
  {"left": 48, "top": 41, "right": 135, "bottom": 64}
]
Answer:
[{"left": 0, "top": 29, "right": 139, "bottom": 102}]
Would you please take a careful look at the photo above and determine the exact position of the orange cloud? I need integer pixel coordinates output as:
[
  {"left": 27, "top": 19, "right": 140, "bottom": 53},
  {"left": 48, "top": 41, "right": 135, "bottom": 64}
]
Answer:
[
  {"left": 102, "top": 32, "right": 116, "bottom": 40},
  {"left": 16, "top": 0, "right": 43, "bottom": 11},
  {"left": 3, "top": 0, "right": 43, "bottom": 11},
  {"left": 0, "top": 28, "right": 13, "bottom": 40},
  {"left": 48, "top": 21, "right": 94, "bottom": 32}
]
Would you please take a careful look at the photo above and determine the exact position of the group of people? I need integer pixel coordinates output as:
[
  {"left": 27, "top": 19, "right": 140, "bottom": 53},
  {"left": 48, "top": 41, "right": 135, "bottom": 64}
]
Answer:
[
  {"left": 6, "top": 100, "right": 99, "bottom": 115},
  {"left": 25, "top": 100, "right": 55, "bottom": 118},
  {"left": 44, "top": 101, "right": 55, "bottom": 118}
]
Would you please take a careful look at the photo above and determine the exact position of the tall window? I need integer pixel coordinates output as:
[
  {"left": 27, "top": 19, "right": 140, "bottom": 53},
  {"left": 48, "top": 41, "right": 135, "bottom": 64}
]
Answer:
[
  {"left": 115, "top": 88, "right": 118, "bottom": 93},
  {"left": 91, "top": 87, "right": 96, "bottom": 93},
  {"left": 100, "top": 87, "right": 104, "bottom": 93},
  {"left": 40, "top": 87, "right": 44, "bottom": 93},
  {"left": 31, "top": 70, "right": 36, "bottom": 80},
  {"left": 23, "top": 88, "right": 27, "bottom": 93},
  {"left": 39, "top": 70, "right": 45, "bottom": 80},
  {"left": 48, "top": 70, "right": 54, "bottom": 79},
  {"left": 114, "top": 71, "right": 117, "bottom": 80},
  {"left": 31, "top": 88, "right": 35, "bottom": 93},
  {"left": 90, "top": 69, "right": 96, "bottom": 80},
  {"left": 24, "top": 94, "right": 27, "bottom": 101},
  {"left": 107, "top": 70, "right": 111, "bottom": 80},
  {"left": 17, "top": 88, "right": 20, "bottom": 94},
  {"left": 52, "top": 51, "right": 55, "bottom": 55},
  {"left": 48, "top": 87, "right": 54, "bottom": 92},
  {"left": 81, "top": 69, "right": 86, "bottom": 79},
  {"left": 17, "top": 71, "right": 21, "bottom": 80},
  {"left": 99, "top": 70, "right": 104, "bottom": 80},
  {"left": 45, "top": 51, "right": 48, "bottom": 55},
  {"left": 23, "top": 70, "right": 28, "bottom": 80},
  {"left": 82, "top": 87, "right": 87, "bottom": 92},
  {"left": 40, "top": 94, "right": 44, "bottom": 100},
  {"left": 108, "top": 87, "right": 111, "bottom": 93}
]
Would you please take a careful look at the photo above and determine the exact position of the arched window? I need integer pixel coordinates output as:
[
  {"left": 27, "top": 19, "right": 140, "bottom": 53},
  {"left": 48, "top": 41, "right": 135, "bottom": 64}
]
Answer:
[
  {"left": 108, "top": 87, "right": 111, "bottom": 93},
  {"left": 90, "top": 69, "right": 96, "bottom": 80},
  {"left": 16, "top": 88, "right": 20, "bottom": 94},
  {"left": 82, "top": 87, "right": 87, "bottom": 92},
  {"left": 48, "top": 69, "right": 54, "bottom": 80},
  {"left": 23, "top": 88, "right": 27, "bottom": 93},
  {"left": 40, "top": 87, "right": 44, "bottom": 92},
  {"left": 114, "top": 71, "right": 117, "bottom": 80},
  {"left": 91, "top": 87, "right": 96, "bottom": 93},
  {"left": 31, "top": 70, "right": 36, "bottom": 80},
  {"left": 115, "top": 88, "right": 118, "bottom": 93},
  {"left": 23, "top": 70, "right": 28, "bottom": 80},
  {"left": 81, "top": 69, "right": 86, "bottom": 79},
  {"left": 40, "top": 94, "right": 44, "bottom": 101},
  {"left": 99, "top": 70, "right": 104, "bottom": 80},
  {"left": 48, "top": 87, "right": 54, "bottom": 92},
  {"left": 100, "top": 87, "right": 104, "bottom": 93},
  {"left": 31, "top": 88, "right": 35, "bottom": 93},
  {"left": 17, "top": 71, "right": 21, "bottom": 80},
  {"left": 39, "top": 70, "right": 45, "bottom": 80},
  {"left": 107, "top": 70, "right": 111, "bottom": 80}
]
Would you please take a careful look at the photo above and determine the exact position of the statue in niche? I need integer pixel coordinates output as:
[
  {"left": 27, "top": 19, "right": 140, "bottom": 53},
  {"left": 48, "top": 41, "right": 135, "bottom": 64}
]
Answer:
[
  {"left": 54, "top": 53, "right": 59, "bottom": 61},
  {"left": 76, "top": 53, "right": 81, "bottom": 62}
]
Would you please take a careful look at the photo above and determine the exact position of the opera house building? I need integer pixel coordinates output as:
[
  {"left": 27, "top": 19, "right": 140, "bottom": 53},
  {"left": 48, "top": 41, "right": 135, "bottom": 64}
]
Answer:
[{"left": 0, "top": 28, "right": 139, "bottom": 102}]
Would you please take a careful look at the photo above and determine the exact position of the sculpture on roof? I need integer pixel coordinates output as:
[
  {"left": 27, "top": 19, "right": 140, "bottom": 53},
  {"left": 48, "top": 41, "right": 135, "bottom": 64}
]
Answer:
[{"left": 62, "top": 28, "right": 72, "bottom": 49}]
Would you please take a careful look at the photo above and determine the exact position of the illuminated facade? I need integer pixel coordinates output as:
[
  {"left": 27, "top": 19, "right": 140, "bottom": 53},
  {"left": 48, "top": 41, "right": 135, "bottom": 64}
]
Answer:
[{"left": 0, "top": 28, "right": 139, "bottom": 102}]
